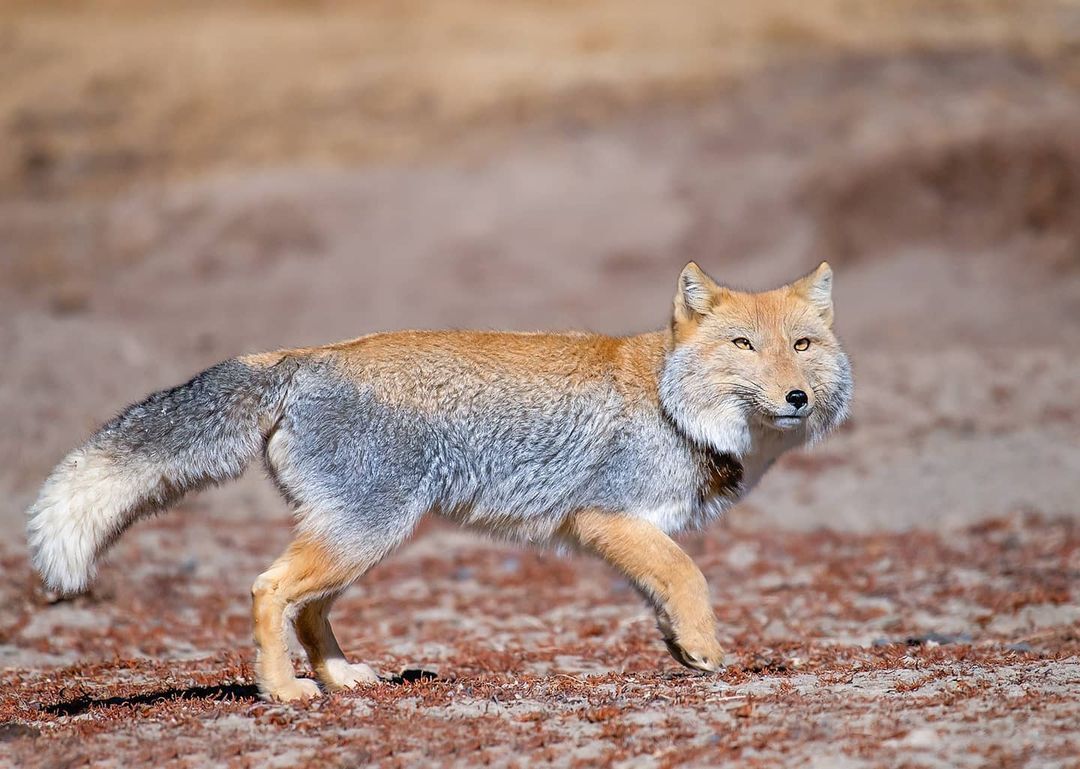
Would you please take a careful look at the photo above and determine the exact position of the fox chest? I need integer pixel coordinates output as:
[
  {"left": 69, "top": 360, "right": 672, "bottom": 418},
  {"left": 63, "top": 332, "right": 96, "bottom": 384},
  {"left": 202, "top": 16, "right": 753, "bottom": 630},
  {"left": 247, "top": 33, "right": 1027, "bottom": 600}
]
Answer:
[{"left": 630, "top": 448, "right": 744, "bottom": 534}]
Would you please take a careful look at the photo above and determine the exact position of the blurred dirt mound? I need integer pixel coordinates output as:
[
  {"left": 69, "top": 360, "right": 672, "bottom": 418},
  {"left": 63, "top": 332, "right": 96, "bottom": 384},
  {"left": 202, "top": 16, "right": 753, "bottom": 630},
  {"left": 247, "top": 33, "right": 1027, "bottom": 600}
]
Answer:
[
  {"left": 2, "top": 48, "right": 1079, "bottom": 532},
  {"left": 810, "top": 124, "right": 1080, "bottom": 270},
  {"left": 4, "top": 0, "right": 1074, "bottom": 200}
]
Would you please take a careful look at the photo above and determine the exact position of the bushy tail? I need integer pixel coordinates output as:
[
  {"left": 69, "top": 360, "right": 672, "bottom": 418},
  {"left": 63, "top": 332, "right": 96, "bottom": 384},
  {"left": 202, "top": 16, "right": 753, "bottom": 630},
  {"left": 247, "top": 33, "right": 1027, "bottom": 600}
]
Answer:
[{"left": 26, "top": 354, "right": 297, "bottom": 594}]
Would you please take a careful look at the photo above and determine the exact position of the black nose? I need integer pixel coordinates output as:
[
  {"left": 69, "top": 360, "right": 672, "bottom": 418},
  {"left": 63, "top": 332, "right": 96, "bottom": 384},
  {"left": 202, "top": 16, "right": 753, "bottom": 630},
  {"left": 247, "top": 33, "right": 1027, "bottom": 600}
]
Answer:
[{"left": 786, "top": 389, "right": 808, "bottom": 409}]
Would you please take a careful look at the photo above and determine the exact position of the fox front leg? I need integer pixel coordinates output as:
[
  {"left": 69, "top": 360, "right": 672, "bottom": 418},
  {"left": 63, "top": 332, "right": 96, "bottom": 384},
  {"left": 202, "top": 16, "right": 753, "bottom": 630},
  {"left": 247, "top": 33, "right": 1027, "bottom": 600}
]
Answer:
[{"left": 563, "top": 510, "right": 723, "bottom": 672}]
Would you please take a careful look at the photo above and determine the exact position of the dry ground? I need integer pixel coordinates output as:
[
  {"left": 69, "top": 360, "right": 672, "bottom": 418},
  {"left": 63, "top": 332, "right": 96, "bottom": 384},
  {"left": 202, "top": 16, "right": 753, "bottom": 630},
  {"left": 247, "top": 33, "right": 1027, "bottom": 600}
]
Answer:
[
  {"left": 1, "top": 514, "right": 1078, "bottom": 768},
  {"left": 1, "top": 2, "right": 1080, "bottom": 767}
]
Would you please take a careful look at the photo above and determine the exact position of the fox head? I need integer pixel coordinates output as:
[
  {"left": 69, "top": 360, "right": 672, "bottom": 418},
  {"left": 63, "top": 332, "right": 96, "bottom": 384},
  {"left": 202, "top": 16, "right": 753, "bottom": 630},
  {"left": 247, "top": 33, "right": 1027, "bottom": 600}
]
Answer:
[{"left": 659, "top": 262, "right": 853, "bottom": 457}]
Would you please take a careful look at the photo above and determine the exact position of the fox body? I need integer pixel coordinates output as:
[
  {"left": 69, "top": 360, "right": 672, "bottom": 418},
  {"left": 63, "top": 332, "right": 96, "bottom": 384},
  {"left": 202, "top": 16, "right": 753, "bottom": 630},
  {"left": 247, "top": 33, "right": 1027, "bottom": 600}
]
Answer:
[{"left": 27, "top": 262, "right": 851, "bottom": 701}]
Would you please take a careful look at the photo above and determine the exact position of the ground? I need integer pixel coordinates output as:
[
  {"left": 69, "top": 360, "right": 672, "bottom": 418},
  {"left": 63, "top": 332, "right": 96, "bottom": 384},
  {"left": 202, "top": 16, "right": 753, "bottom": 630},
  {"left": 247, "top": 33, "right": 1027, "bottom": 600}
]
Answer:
[
  {"left": 1, "top": 2, "right": 1079, "bottom": 767},
  {"left": 1, "top": 515, "right": 1078, "bottom": 767}
]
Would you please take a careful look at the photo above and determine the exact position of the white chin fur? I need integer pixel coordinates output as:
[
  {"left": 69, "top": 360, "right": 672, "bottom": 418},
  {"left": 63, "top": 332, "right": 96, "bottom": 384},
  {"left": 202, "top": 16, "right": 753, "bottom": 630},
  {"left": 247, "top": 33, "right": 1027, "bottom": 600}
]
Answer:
[{"left": 680, "top": 407, "right": 753, "bottom": 457}]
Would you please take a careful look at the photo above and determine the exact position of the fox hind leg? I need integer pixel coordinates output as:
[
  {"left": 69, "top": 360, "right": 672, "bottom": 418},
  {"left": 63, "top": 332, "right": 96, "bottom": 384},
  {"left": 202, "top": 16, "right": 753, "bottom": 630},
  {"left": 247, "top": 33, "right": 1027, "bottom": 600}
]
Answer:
[
  {"left": 294, "top": 593, "right": 380, "bottom": 691},
  {"left": 251, "top": 535, "right": 377, "bottom": 702}
]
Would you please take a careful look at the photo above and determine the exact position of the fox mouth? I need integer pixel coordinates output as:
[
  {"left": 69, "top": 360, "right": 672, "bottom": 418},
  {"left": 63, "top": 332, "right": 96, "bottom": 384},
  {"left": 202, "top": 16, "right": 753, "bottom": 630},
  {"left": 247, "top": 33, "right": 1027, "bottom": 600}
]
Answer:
[{"left": 764, "top": 411, "right": 811, "bottom": 431}]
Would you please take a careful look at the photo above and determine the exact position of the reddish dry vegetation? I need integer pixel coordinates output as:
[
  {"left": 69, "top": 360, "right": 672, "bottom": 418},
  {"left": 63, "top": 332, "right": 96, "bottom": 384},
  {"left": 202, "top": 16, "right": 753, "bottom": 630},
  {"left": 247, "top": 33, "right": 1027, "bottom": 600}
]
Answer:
[{"left": 1, "top": 513, "right": 1077, "bottom": 768}]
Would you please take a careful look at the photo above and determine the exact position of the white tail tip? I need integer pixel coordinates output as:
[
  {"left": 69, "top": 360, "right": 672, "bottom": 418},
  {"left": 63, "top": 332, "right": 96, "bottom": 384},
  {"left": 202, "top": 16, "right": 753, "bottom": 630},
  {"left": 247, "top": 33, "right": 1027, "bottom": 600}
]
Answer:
[{"left": 26, "top": 447, "right": 153, "bottom": 594}]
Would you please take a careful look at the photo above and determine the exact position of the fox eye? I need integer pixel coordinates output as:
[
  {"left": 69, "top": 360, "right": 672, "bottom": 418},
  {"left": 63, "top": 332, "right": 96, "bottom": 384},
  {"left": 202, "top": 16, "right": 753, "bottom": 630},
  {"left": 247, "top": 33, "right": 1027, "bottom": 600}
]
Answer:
[
  {"left": 732, "top": 337, "right": 754, "bottom": 350},
  {"left": 794, "top": 338, "right": 811, "bottom": 351}
]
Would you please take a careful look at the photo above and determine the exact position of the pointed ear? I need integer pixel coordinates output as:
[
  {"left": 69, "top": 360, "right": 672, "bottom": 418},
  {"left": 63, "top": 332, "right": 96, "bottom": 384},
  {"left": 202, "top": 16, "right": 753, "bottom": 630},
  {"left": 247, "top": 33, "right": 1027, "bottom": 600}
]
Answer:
[
  {"left": 673, "top": 262, "right": 721, "bottom": 325},
  {"left": 791, "top": 262, "right": 833, "bottom": 326}
]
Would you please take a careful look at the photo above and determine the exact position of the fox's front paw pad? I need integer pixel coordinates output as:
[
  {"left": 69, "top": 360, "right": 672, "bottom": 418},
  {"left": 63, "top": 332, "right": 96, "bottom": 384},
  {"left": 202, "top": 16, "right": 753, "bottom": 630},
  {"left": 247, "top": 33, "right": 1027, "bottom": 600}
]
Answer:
[
  {"left": 265, "top": 677, "right": 322, "bottom": 703},
  {"left": 324, "top": 660, "right": 380, "bottom": 690},
  {"left": 663, "top": 634, "right": 724, "bottom": 673}
]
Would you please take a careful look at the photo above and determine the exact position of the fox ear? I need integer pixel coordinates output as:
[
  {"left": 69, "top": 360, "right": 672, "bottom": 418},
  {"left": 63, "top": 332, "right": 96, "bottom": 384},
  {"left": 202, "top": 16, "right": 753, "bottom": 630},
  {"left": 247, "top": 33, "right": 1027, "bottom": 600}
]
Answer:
[
  {"left": 674, "top": 262, "right": 721, "bottom": 325},
  {"left": 791, "top": 262, "right": 834, "bottom": 326}
]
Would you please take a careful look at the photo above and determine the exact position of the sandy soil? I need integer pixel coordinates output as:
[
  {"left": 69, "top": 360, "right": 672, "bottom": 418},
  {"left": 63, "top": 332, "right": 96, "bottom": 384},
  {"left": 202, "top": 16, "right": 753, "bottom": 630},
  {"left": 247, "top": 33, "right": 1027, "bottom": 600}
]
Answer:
[
  {"left": 2, "top": 515, "right": 1078, "bottom": 767},
  {"left": 1, "top": 2, "right": 1079, "bottom": 767}
]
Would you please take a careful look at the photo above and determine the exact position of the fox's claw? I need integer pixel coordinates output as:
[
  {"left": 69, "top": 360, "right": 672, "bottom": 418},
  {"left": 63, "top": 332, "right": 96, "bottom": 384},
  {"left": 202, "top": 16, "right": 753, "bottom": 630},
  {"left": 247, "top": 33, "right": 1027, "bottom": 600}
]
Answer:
[
  {"left": 664, "top": 636, "right": 723, "bottom": 672},
  {"left": 661, "top": 624, "right": 724, "bottom": 673},
  {"left": 655, "top": 607, "right": 723, "bottom": 673}
]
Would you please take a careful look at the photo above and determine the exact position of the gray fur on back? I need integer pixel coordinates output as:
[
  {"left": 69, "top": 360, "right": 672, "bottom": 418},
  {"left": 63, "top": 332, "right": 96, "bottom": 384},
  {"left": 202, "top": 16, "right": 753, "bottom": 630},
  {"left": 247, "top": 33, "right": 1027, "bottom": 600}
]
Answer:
[{"left": 267, "top": 350, "right": 742, "bottom": 557}]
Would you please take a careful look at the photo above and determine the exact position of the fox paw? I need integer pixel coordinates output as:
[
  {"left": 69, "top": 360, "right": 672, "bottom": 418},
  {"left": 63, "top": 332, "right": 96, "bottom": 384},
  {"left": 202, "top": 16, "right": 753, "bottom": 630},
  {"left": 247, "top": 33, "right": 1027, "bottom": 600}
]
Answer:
[
  {"left": 263, "top": 677, "right": 322, "bottom": 703},
  {"left": 322, "top": 660, "right": 380, "bottom": 690},
  {"left": 664, "top": 636, "right": 724, "bottom": 673},
  {"left": 661, "top": 627, "right": 724, "bottom": 673}
]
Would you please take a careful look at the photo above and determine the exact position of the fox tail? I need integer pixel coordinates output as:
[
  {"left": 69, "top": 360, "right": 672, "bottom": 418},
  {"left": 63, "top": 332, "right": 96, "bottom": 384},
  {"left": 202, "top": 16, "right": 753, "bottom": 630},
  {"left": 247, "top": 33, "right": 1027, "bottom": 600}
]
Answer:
[{"left": 26, "top": 354, "right": 297, "bottom": 594}]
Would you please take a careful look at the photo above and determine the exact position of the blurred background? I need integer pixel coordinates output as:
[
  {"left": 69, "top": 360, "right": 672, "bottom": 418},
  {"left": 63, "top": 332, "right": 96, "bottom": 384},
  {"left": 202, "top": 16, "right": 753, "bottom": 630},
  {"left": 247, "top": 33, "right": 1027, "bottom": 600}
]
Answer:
[
  {"left": 2, "top": 0, "right": 1079, "bottom": 534},
  {"left": 2, "top": 4, "right": 1080, "bottom": 764}
]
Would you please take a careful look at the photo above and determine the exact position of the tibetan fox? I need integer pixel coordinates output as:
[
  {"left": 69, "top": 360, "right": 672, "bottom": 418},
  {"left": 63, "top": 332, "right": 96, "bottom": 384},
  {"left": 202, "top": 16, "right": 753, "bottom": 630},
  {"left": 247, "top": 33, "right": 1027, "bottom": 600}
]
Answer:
[{"left": 27, "top": 262, "right": 852, "bottom": 701}]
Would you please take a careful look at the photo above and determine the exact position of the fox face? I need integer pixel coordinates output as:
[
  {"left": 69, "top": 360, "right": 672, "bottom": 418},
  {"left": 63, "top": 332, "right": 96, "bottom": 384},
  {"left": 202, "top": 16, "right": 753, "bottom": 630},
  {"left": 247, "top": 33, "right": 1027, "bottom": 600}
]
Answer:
[{"left": 659, "top": 262, "right": 853, "bottom": 457}]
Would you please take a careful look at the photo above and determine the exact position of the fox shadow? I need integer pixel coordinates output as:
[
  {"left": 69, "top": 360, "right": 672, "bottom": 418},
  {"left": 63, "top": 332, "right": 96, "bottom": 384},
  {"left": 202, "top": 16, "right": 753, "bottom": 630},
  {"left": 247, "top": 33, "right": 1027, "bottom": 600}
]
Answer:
[
  {"left": 43, "top": 682, "right": 261, "bottom": 716},
  {"left": 42, "top": 668, "right": 437, "bottom": 717}
]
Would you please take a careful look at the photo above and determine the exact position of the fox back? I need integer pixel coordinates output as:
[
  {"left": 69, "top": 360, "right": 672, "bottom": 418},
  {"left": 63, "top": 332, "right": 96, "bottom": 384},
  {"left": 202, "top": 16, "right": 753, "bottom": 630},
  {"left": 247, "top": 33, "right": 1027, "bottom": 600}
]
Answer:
[{"left": 270, "top": 331, "right": 738, "bottom": 553}]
